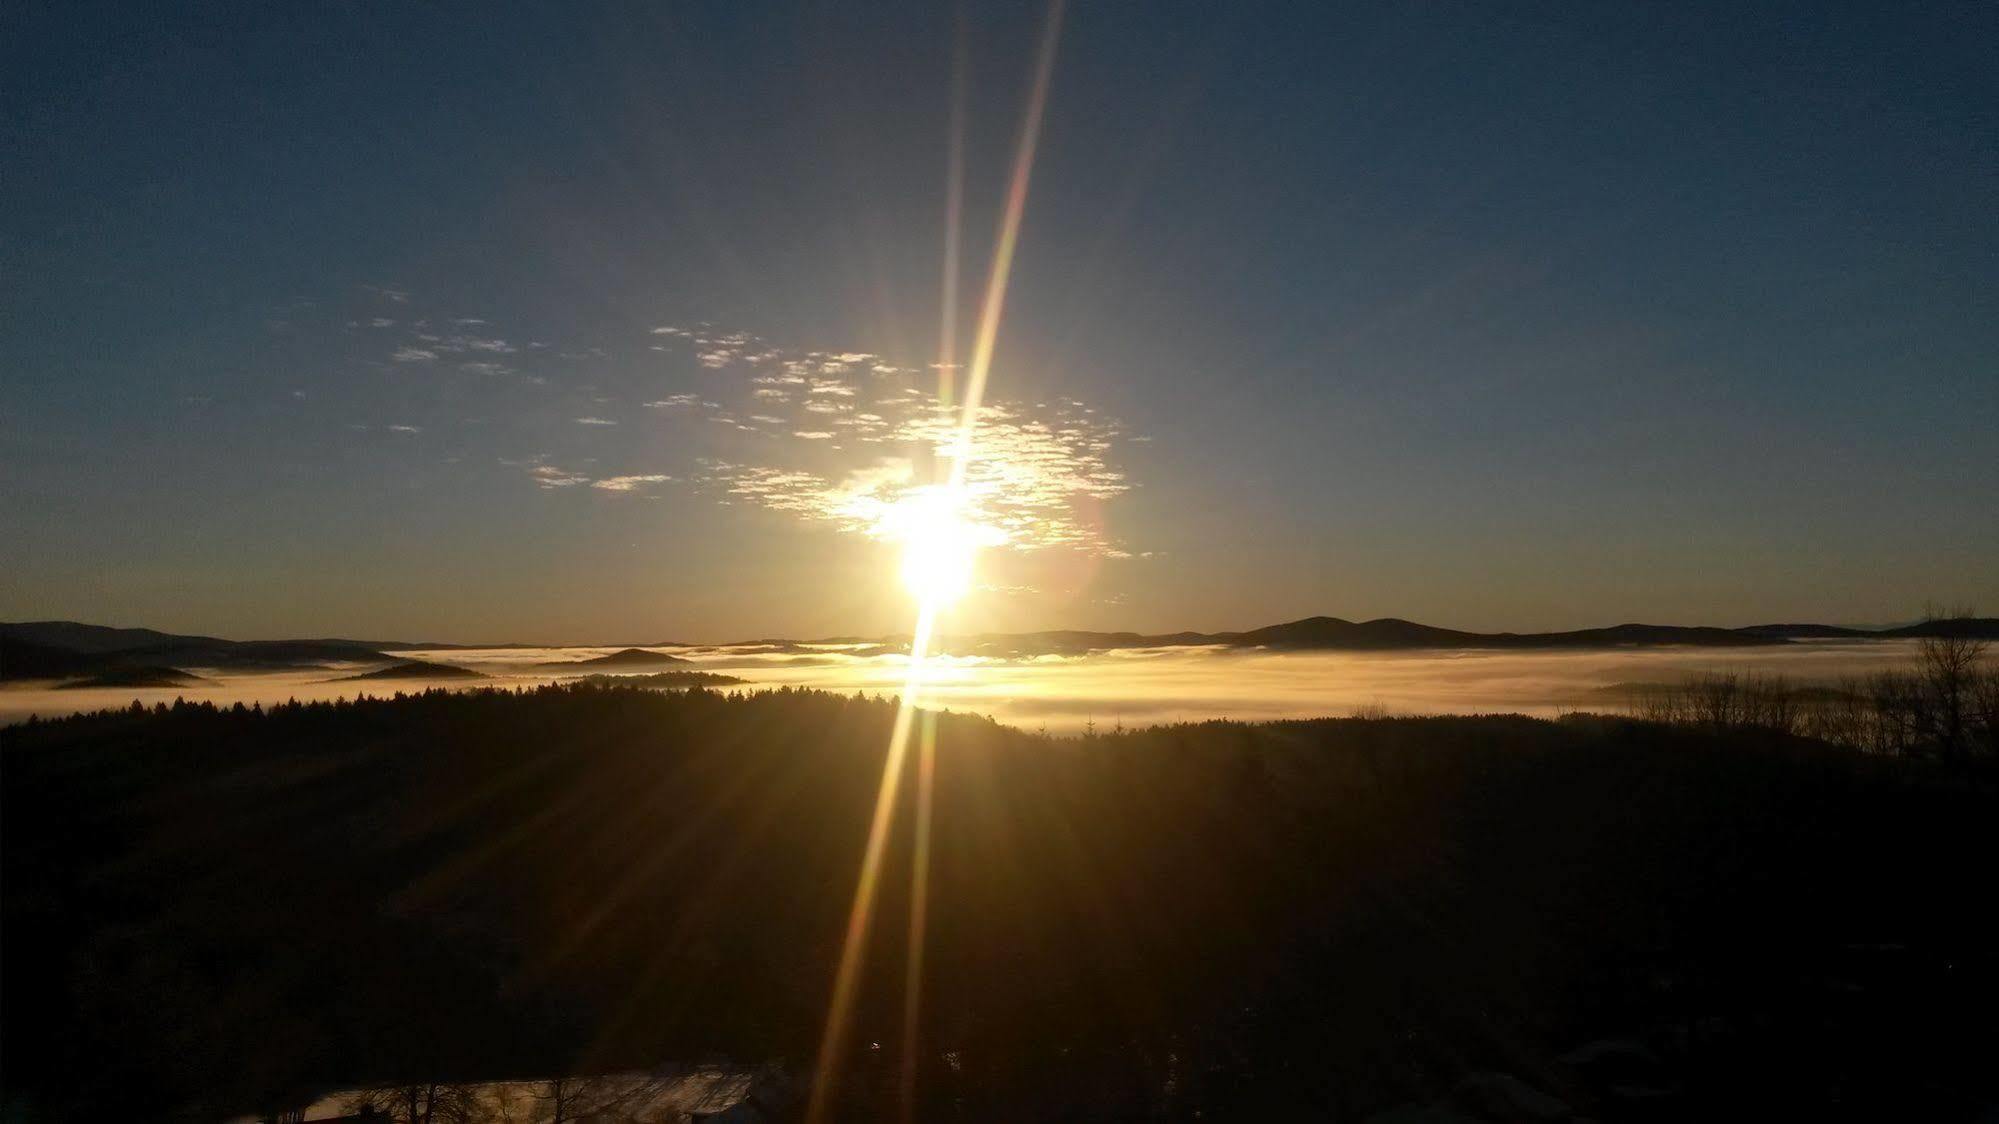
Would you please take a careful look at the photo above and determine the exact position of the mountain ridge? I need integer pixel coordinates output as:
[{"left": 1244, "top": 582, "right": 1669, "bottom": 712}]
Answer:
[{"left": 5, "top": 615, "right": 1995, "bottom": 680}]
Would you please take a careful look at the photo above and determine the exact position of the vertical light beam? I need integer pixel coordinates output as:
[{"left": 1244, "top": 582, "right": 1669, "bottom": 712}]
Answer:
[
  {"left": 897, "top": 709, "right": 939, "bottom": 1121},
  {"left": 806, "top": 606, "right": 937, "bottom": 1123},
  {"left": 806, "top": 3, "right": 1066, "bottom": 1119},
  {"left": 902, "top": 13, "right": 968, "bottom": 1110},
  {"left": 950, "top": 0, "right": 1066, "bottom": 489}
]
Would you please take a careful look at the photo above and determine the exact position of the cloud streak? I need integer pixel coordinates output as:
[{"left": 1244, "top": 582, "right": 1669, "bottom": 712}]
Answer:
[{"left": 591, "top": 474, "right": 671, "bottom": 492}]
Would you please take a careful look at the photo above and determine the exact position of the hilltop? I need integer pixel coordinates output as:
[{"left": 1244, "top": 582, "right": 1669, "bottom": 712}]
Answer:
[
  {"left": 331, "top": 660, "right": 487, "bottom": 682},
  {"left": 535, "top": 647, "right": 692, "bottom": 670}
]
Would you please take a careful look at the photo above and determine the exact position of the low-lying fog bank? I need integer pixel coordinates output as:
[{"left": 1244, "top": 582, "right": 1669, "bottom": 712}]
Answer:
[{"left": 2, "top": 639, "right": 1934, "bottom": 733}]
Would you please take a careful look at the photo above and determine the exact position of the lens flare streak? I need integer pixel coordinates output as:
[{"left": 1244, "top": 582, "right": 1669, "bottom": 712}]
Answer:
[{"left": 806, "top": 3, "right": 1067, "bottom": 1119}]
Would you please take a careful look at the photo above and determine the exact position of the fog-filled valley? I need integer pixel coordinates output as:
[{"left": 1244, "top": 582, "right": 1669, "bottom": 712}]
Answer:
[{"left": 1, "top": 637, "right": 1942, "bottom": 732}]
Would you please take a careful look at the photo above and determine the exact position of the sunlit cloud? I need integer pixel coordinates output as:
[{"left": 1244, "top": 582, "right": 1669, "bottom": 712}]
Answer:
[
  {"left": 670, "top": 329, "right": 1135, "bottom": 557},
  {"left": 591, "top": 474, "right": 671, "bottom": 492},
  {"left": 526, "top": 463, "right": 589, "bottom": 488},
  {"left": 387, "top": 423, "right": 422, "bottom": 434},
  {"left": 325, "top": 302, "right": 1139, "bottom": 557}
]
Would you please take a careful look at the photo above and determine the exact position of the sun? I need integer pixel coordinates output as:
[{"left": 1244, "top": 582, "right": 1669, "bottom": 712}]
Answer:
[{"left": 879, "top": 486, "right": 994, "bottom": 608}]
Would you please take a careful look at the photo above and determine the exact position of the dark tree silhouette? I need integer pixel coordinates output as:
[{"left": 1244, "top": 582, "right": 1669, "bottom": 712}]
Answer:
[{"left": 3, "top": 684, "right": 1994, "bottom": 1121}]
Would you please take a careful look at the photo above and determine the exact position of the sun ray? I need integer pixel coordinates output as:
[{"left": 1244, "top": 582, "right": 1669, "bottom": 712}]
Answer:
[{"left": 806, "top": 3, "right": 1067, "bottom": 1118}]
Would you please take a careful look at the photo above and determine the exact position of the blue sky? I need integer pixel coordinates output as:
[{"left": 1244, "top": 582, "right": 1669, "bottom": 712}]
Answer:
[{"left": 3, "top": 1, "right": 1994, "bottom": 641}]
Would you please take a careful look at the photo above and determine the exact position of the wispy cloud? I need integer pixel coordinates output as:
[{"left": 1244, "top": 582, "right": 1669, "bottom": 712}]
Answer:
[
  {"left": 528, "top": 464, "right": 589, "bottom": 488},
  {"left": 591, "top": 474, "right": 671, "bottom": 492},
  {"left": 673, "top": 329, "right": 1138, "bottom": 556},
  {"left": 331, "top": 305, "right": 1139, "bottom": 556},
  {"left": 387, "top": 424, "right": 422, "bottom": 434}
]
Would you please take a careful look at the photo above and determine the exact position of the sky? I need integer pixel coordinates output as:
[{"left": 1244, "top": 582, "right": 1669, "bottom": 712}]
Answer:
[{"left": 3, "top": 1, "right": 1994, "bottom": 643}]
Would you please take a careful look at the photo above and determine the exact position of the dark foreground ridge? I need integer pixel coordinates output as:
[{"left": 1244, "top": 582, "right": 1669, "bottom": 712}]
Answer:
[{"left": 3, "top": 685, "right": 1993, "bottom": 1121}]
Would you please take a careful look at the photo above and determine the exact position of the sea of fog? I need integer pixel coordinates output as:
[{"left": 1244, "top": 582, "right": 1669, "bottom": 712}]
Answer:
[{"left": 0, "top": 639, "right": 1934, "bottom": 734}]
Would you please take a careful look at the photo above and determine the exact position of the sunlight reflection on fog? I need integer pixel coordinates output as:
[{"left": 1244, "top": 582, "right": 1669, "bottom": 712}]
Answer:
[{"left": 1, "top": 640, "right": 1933, "bottom": 734}]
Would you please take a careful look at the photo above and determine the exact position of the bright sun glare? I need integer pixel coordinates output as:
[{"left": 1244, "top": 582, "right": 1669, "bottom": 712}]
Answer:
[{"left": 881, "top": 486, "right": 991, "bottom": 607}]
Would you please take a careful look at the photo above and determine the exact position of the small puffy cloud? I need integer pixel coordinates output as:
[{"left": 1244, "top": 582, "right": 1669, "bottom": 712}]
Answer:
[
  {"left": 392, "top": 347, "right": 437, "bottom": 363},
  {"left": 644, "top": 394, "right": 704, "bottom": 409},
  {"left": 528, "top": 464, "right": 589, "bottom": 488},
  {"left": 591, "top": 474, "right": 671, "bottom": 492},
  {"left": 387, "top": 424, "right": 422, "bottom": 434},
  {"left": 793, "top": 430, "right": 835, "bottom": 440},
  {"left": 574, "top": 416, "right": 618, "bottom": 426}
]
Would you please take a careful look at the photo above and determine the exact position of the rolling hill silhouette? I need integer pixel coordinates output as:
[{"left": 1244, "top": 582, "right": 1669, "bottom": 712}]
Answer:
[
  {"left": 6, "top": 615, "right": 1996, "bottom": 682},
  {"left": 331, "top": 660, "right": 487, "bottom": 682},
  {"left": 535, "top": 647, "right": 693, "bottom": 670}
]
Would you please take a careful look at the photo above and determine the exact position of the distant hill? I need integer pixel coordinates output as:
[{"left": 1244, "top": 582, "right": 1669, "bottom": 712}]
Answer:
[
  {"left": 536, "top": 647, "right": 691, "bottom": 670},
  {"left": 1, "top": 623, "right": 401, "bottom": 681},
  {"left": 331, "top": 660, "right": 486, "bottom": 682},
  {"left": 1, "top": 638, "right": 106, "bottom": 679},
  {"left": 574, "top": 671, "right": 745, "bottom": 688},
  {"left": 1736, "top": 623, "right": 1874, "bottom": 639},
  {"left": 933, "top": 615, "right": 1999, "bottom": 656},
  {"left": 1234, "top": 616, "right": 1485, "bottom": 649},
  {"left": 0, "top": 621, "right": 229, "bottom": 654},
  {"left": 8, "top": 615, "right": 1996, "bottom": 678},
  {"left": 53, "top": 666, "right": 209, "bottom": 690}
]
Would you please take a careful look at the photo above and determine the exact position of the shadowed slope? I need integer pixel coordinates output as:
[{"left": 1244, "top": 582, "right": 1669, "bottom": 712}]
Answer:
[{"left": 3, "top": 686, "right": 1992, "bottom": 1121}]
